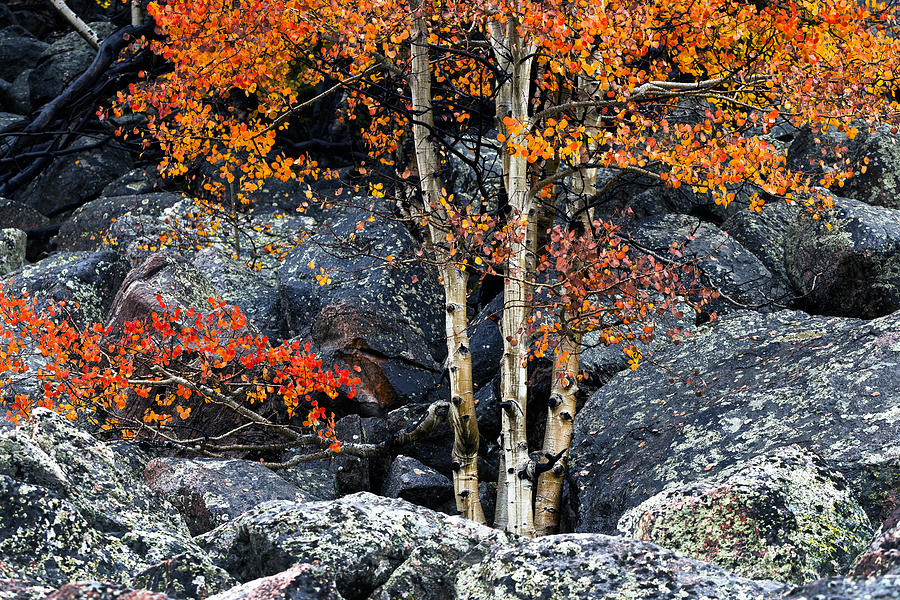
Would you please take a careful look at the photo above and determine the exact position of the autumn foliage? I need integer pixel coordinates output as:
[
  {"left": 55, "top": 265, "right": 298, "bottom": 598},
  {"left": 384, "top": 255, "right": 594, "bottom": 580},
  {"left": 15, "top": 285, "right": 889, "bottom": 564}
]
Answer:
[{"left": 0, "top": 287, "right": 358, "bottom": 452}]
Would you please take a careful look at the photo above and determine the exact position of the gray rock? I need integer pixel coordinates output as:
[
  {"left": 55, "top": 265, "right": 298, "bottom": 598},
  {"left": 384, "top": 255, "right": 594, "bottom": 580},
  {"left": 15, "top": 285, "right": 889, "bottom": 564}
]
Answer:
[
  {"left": 0, "top": 409, "right": 204, "bottom": 586},
  {"left": 782, "top": 575, "right": 900, "bottom": 599},
  {"left": 455, "top": 533, "right": 785, "bottom": 599},
  {"left": 6, "top": 69, "right": 31, "bottom": 115},
  {"left": 43, "top": 582, "right": 181, "bottom": 600},
  {"left": 567, "top": 309, "right": 900, "bottom": 534},
  {"left": 144, "top": 457, "right": 318, "bottom": 536},
  {"left": 132, "top": 551, "right": 236, "bottom": 600},
  {"left": 785, "top": 196, "right": 900, "bottom": 318},
  {"left": 788, "top": 125, "right": 900, "bottom": 210},
  {"left": 0, "top": 27, "right": 47, "bottom": 82},
  {"left": 5, "top": 250, "right": 129, "bottom": 326},
  {"left": 198, "top": 492, "right": 510, "bottom": 599},
  {"left": 469, "top": 293, "right": 503, "bottom": 387},
  {"left": 382, "top": 455, "right": 453, "bottom": 510},
  {"left": 0, "top": 228, "right": 25, "bottom": 276},
  {"left": 628, "top": 214, "right": 791, "bottom": 316},
  {"left": 276, "top": 207, "right": 445, "bottom": 413},
  {"left": 100, "top": 168, "right": 163, "bottom": 198},
  {"left": 617, "top": 445, "right": 873, "bottom": 583},
  {"left": 14, "top": 135, "right": 134, "bottom": 218}
]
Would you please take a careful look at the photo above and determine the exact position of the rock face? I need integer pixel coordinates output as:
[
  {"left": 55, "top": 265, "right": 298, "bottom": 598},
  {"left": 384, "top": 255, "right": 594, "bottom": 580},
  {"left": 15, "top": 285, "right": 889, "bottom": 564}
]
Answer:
[
  {"left": 0, "top": 27, "right": 46, "bottom": 83},
  {"left": 276, "top": 208, "right": 445, "bottom": 412},
  {"left": 0, "top": 409, "right": 222, "bottom": 588},
  {"left": 198, "top": 492, "right": 509, "bottom": 600},
  {"left": 785, "top": 196, "right": 900, "bottom": 319},
  {"left": 628, "top": 214, "right": 791, "bottom": 316},
  {"left": 617, "top": 445, "right": 872, "bottom": 584},
  {"left": 787, "top": 125, "right": 900, "bottom": 210},
  {"left": 854, "top": 503, "right": 900, "bottom": 577},
  {"left": 5, "top": 251, "right": 130, "bottom": 326},
  {"left": 455, "top": 533, "right": 785, "bottom": 600},
  {"left": 144, "top": 458, "right": 320, "bottom": 536},
  {"left": 567, "top": 309, "right": 900, "bottom": 535}
]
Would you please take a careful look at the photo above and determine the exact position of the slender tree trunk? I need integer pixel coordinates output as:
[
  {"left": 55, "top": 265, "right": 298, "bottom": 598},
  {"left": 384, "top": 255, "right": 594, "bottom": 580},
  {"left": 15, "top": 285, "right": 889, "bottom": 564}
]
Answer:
[
  {"left": 491, "top": 18, "right": 537, "bottom": 538},
  {"left": 409, "top": 0, "right": 484, "bottom": 522},
  {"left": 46, "top": 0, "right": 100, "bottom": 50},
  {"left": 534, "top": 328, "right": 581, "bottom": 535}
]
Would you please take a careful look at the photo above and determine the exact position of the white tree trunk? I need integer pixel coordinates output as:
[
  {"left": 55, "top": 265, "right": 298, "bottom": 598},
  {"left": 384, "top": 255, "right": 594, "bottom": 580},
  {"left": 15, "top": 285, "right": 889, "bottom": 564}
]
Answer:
[
  {"left": 409, "top": 0, "right": 484, "bottom": 523},
  {"left": 491, "top": 17, "right": 537, "bottom": 537}
]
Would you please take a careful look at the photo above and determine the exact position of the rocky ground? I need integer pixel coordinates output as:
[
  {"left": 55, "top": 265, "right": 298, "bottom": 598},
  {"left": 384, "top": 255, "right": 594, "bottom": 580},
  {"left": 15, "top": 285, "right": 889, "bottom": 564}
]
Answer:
[{"left": 3, "top": 3, "right": 900, "bottom": 600}]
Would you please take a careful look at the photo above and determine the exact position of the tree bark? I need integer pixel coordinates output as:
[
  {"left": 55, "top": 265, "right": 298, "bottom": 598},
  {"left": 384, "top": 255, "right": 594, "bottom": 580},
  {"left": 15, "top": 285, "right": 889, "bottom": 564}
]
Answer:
[
  {"left": 409, "top": 0, "right": 485, "bottom": 523},
  {"left": 491, "top": 17, "right": 537, "bottom": 538},
  {"left": 534, "top": 329, "right": 581, "bottom": 535}
]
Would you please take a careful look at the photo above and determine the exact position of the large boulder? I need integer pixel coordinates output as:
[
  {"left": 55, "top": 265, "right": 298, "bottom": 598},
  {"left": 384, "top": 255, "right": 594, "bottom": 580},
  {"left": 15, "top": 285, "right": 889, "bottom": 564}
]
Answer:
[
  {"left": 276, "top": 208, "right": 445, "bottom": 413},
  {"left": 144, "top": 458, "right": 320, "bottom": 536},
  {"left": 13, "top": 135, "right": 134, "bottom": 218},
  {"left": 0, "top": 580, "right": 53, "bottom": 600},
  {"left": 0, "top": 27, "right": 46, "bottom": 82},
  {"left": 381, "top": 454, "right": 453, "bottom": 511},
  {"left": 198, "top": 492, "right": 510, "bottom": 600},
  {"left": 617, "top": 445, "right": 872, "bottom": 584},
  {"left": 455, "top": 533, "right": 785, "bottom": 600},
  {"left": 4, "top": 250, "right": 130, "bottom": 326},
  {"left": 205, "top": 564, "right": 343, "bottom": 600},
  {"left": 567, "top": 309, "right": 900, "bottom": 535},
  {"left": 105, "top": 251, "right": 219, "bottom": 332},
  {"left": 0, "top": 197, "right": 49, "bottom": 232},
  {"left": 785, "top": 196, "right": 900, "bottom": 319},
  {"left": 787, "top": 125, "right": 900, "bottom": 210},
  {"left": 627, "top": 214, "right": 791, "bottom": 317},
  {"left": 0, "top": 409, "right": 226, "bottom": 589}
]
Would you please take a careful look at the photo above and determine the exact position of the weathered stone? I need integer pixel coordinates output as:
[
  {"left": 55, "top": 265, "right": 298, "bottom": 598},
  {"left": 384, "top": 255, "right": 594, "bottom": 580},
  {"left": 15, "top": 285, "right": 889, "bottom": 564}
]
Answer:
[
  {"left": 277, "top": 208, "right": 444, "bottom": 412},
  {"left": 0, "top": 409, "right": 200, "bottom": 586},
  {"left": 628, "top": 214, "right": 791, "bottom": 316},
  {"left": 854, "top": 503, "right": 900, "bottom": 577},
  {"left": 567, "top": 309, "right": 900, "bottom": 535},
  {"left": 101, "top": 169, "right": 164, "bottom": 198},
  {"left": 205, "top": 564, "right": 343, "bottom": 600},
  {"left": 105, "top": 251, "right": 219, "bottom": 332},
  {"left": 455, "top": 533, "right": 785, "bottom": 600},
  {"left": 618, "top": 445, "right": 872, "bottom": 583},
  {"left": 382, "top": 455, "right": 453, "bottom": 510},
  {"left": 788, "top": 125, "right": 900, "bottom": 210},
  {"left": 14, "top": 135, "right": 134, "bottom": 218},
  {"left": 56, "top": 193, "right": 183, "bottom": 253},
  {"left": 469, "top": 293, "right": 503, "bottom": 387},
  {"left": 5, "top": 250, "right": 129, "bottom": 326},
  {"left": 132, "top": 551, "right": 236, "bottom": 600},
  {"left": 144, "top": 457, "right": 318, "bottom": 536},
  {"left": 782, "top": 575, "right": 900, "bottom": 599},
  {"left": 785, "top": 196, "right": 900, "bottom": 318},
  {"left": 0, "top": 228, "right": 25, "bottom": 276},
  {"left": 198, "top": 492, "right": 510, "bottom": 598}
]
